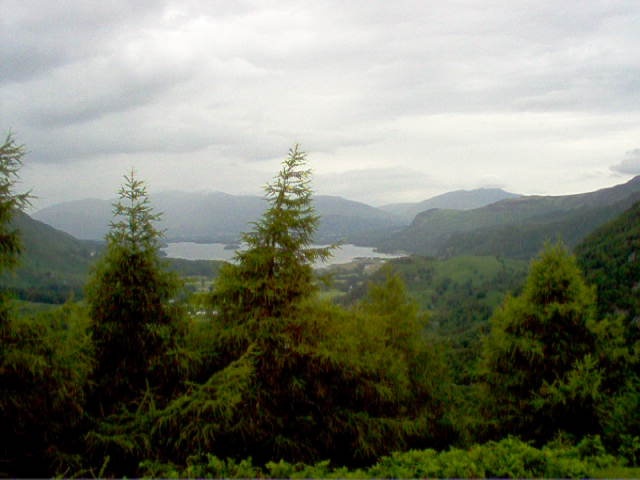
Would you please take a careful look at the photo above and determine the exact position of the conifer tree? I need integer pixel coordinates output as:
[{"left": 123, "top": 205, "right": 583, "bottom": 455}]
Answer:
[
  {"left": 0, "top": 133, "right": 30, "bottom": 331},
  {"left": 0, "top": 133, "right": 30, "bottom": 272},
  {"left": 155, "top": 148, "right": 449, "bottom": 466},
  {"left": 211, "top": 144, "right": 331, "bottom": 341},
  {"left": 480, "top": 242, "right": 601, "bottom": 441},
  {"left": 86, "top": 170, "right": 183, "bottom": 414}
]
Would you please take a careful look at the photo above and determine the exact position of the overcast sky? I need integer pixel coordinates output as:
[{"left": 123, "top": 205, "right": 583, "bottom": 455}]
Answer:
[{"left": 3, "top": 0, "right": 640, "bottom": 209}]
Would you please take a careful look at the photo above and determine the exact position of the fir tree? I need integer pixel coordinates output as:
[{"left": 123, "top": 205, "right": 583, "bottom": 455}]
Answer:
[
  {"left": 211, "top": 144, "right": 331, "bottom": 348},
  {"left": 86, "top": 170, "right": 183, "bottom": 415}
]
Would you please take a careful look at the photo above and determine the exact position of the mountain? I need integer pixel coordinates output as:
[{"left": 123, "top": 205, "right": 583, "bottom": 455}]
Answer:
[
  {"left": 380, "top": 188, "right": 520, "bottom": 222},
  {"left": 575, "top": 199, "right": 640, "bottom": 323},
  {"left": 376, "top": 176, "right": 640, "bottom": 259},
  {"left": 33, "top": 192, "right": 406, "bottom": 244}
]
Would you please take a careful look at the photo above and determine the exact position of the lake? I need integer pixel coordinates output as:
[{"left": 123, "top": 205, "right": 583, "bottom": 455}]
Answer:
[{"left": 162, "top": 242, "right": 405, "bottom": 267}]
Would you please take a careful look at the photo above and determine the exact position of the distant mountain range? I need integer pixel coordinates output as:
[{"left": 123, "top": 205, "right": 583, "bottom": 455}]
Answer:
[
  {"left": 376, "top": 176, "right": 640, "bottom": 259},
  {"left": 30, "top": 177, "right": 640, "bottom": 263},
  {"left": 380, "top": 188, "right": 520, "bottom": 222},
  {"left": 33, "top": 192, "right": 405, "bottom": 244},
  {"left": 32, "top": 188, "right": 523, "bottom": 244}
]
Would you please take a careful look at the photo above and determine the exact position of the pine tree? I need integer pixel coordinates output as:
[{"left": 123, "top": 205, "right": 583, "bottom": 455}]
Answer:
[{"left": 86, "top": 170, "right": 183, "bottom": 415}]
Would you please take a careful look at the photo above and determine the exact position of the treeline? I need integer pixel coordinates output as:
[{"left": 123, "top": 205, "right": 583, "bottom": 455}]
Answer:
[{"left": 1, "top": 137, "right": 640, "bottom": 478}]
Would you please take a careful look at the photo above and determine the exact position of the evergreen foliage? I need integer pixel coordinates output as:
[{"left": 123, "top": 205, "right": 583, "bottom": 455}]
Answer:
[
  {"left": 5, "top": 139, "right": 640, "bottom": 477},
  {"left": 212, "top": 144, "right": 331, "bottom": 324},
  {"left": 0, "top": 133, "right": 30, "bottom": 273},
  {"left": 85, "top": 171, "right": 184, "bottom": 415},
  {"left": 151, "top": 147, "right": 449, "bottom": 467},
  {"left": 142, "top": 436, "right": 620, "bottom": 479},
  {"left": 480, "top": 243, "right": 602, "bottom": 442},
  {"left": 0, "top": 303, "right": 93, "bottom": 477},
  {"left": 0, "top": 133, "right": 30, "bottom": 335},
  {"left": 575, "top": 200, "right": 640, "bottom": 339}
]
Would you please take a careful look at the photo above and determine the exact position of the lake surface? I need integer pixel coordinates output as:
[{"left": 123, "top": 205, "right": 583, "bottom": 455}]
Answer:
[{"left": 162, "top": 242, "right": 404, "bottom": 267}]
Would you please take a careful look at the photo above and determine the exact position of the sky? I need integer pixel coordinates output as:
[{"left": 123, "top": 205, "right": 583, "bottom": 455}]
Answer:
[{"left": 2, "top": 0, "right": 640, "bottom": 210}]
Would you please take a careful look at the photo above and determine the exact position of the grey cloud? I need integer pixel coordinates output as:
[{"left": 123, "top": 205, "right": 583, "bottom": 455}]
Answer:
[
  {"left": 0, "top": 0, "right": 168, "bottom": 83},
  {"left": 3, "top": 0, "right": 640, "bottom": 205},
  {"left": 611, "top": 149, "right": 640, "bottom": 175}
]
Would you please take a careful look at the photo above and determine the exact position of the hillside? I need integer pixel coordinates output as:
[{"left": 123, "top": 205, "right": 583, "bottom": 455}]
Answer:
[
  {"left": 381, "top": 188, "right": 520, "bottom": 222},
  {"left": 33, "top": 192, "right": 405, "bottom": 244},
  {"left": 1, "top": 211, "right": 102, "bottom": 302},
  {"left": 575, "top": 200, "right": 640, "bottom": 323},
  {"left": 377, "top": 176, "right": 640, "bottom": 259}
]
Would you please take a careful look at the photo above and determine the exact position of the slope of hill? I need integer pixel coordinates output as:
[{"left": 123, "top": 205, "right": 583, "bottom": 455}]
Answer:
[
  {"left": 1, "top": 211, "right": 102, "bottom": 302},
  {"left": 377, "top": 176, "right": 640, "bottom": 259},
  {"left": 33, "top": 192, "right": 405, "bottom": 244},
  {"left": 381, "top": 188, "right": 520, "bottom": 222},
  {"left": 575, "top": 200, "right": 640, "bottom": 323}
]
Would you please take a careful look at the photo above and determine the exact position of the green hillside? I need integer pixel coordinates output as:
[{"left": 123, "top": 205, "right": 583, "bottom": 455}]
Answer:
[
  {"left": 378, "top": 176, "right": 640, "bottom": 259},
  {"left": 575, "top": 200, "right": 640, "bottom": 324},
  {"left": 328, "top": 254, "right": 529, "bottom": 379},
  {"left": 1, "top": 211, "right": 102, "bottom": 302}
]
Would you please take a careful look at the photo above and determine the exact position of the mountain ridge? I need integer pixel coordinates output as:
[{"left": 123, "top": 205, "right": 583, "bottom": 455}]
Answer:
[
  {"left": 375, "top": 176, "right": 640, "bottom": 259},
  {"left": 381, "top": 188, "right": 520, "bottom": 221},
  {"left": 33, "top": 192, "right": 407, "bottom": 244}
]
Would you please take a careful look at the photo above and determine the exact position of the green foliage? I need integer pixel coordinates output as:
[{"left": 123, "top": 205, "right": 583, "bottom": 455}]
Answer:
[
  {"left": 150, "top": 148, "right": 449, "bottom": 467},
  {"left": 0, "top": 303, "right": 93, "bottom": 477},
  {"left": 5, "top": 139, "right": 640, "bottom": 477},
  {"left": 598, "top": 375, "right": 640, "bottom": 465},
  {"left": 86, "top": 171, "right": 185, "bottom": 415},
  {"left": 211, "top": 144, "right": 331, "bottom": 324},
  {"left": 140, "top": 437, "right": 618, "bottom": 479},
  {"left": 481, "top": 242, "right": 601, "bottom": 441},
  {"left": 332, "top": 254, "right": 528, "bottom": 388},
  {"left": 0, "top": 211, "right": 100, "bottom": 303},
  {"left": 575, "top": 200, "right": 640, "bottom": 340},
  {"left": 0, "top": 133, "right": 30, "bottom": 273}
]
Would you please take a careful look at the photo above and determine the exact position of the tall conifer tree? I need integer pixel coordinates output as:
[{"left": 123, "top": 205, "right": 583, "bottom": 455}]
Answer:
[
  {"left": 212, "top": 144, "right": 331, "bottom": 332},
  {"left": 86, "top": 170, "right": 183, "bottom": 414}
]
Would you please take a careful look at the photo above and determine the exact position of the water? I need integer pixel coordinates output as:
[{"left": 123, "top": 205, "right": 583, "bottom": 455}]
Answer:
[{"left": 162, "top": 242, "right": 404, "bottom": 266}]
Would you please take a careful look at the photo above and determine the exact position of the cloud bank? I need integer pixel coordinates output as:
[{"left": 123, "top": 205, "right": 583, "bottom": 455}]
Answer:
[{"left": 2, "top": 0, "right": 640, "bottom": 207}]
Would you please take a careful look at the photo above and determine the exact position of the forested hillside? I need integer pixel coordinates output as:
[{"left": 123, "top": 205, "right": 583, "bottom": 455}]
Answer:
[
  {"left": 0, "top": 210, "right": 100, "bottom": 302},
  {"left": 576, "top": 200, "right": 640, "bottom": 327},
  {"left": 378, "top": 176, "right": 640, "bottom": 259},
  {"left": 3, "top": 138, "right": 640, "bottom": 478}
]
